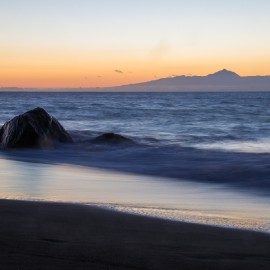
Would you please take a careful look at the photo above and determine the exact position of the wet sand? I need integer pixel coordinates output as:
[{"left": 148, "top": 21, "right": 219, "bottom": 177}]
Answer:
[{"left": 0, "top": 199, "right": 270, "bottom": 269}]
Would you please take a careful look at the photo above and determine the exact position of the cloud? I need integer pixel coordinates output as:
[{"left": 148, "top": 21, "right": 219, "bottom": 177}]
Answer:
[{"left": 114, "top": 69, "right": 123, "bottom": 74}]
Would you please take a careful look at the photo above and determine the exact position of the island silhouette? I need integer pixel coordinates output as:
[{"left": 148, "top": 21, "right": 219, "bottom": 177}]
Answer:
[
  {"left": 116, "top": 69, "right": 270, "bottom": 92},
  {"left": 1, "top": 69, "right": 270, "bottom": 92}
]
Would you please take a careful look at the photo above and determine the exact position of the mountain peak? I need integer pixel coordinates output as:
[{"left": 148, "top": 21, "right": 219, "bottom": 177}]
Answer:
[{"left": 208, "top": 69, "right": 240, "bottom": 77}]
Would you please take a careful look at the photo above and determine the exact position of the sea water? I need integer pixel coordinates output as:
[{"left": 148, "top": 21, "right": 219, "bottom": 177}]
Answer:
[{"left": 0, "top": 91, "right": 270, "bottom": 232}]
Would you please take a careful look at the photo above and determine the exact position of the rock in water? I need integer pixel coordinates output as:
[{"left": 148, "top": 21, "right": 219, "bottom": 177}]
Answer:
[
  {"left": 92, "top": 133, "right": 133, "bottom": 144},
  {"left": 0, "top": 107, "right": 73, "bottom": 148}
]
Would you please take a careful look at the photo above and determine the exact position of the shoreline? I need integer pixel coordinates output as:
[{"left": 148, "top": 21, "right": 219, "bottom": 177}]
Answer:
[
  {"left": 1, "top": 156, "right": 270, "bottom": 234},
  {"left": 0, "top": 199, "right": 270, "bottom": 269},
  {"left": 2, "top": 196, "right": 269, "bottom": 234}
]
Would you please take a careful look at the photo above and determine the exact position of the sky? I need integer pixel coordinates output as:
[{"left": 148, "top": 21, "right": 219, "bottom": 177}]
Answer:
[{"left": 1, "top": 0, "right": 270, "bottom": 88}]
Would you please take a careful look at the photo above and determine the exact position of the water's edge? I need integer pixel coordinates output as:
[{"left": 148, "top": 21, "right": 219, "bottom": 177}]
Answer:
[{"left": 1, "top": 157, "right": 270, "bottom": 233}]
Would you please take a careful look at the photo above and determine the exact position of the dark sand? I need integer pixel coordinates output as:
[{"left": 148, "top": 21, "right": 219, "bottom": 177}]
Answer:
[{"left": 0, "top": 200, "right": 270, "bottom": 269}]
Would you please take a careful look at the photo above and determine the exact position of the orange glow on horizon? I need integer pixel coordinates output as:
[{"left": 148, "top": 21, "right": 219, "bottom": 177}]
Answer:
[
  {"left": 1, "top": 50, "right": 270, "bottom": 88},
  {"left": 1, "top": 0, "right": 270, "bottom": 89}
]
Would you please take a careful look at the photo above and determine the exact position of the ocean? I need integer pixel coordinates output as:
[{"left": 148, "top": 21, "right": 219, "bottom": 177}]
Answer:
[{"left": 0, "top": 91, "right": 270, "bottom": 232}]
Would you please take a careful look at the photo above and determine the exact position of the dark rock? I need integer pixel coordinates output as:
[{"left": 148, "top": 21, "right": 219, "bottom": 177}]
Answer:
[
  {"left": 92, "top": 133, "right": 133, "bottom": 145},
  {"left": 0, "top": 107, "right": 73, "bottom": 148}
]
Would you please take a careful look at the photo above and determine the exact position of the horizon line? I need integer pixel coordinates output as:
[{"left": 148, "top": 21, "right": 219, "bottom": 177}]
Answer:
[{"left": 1, "top": 69, "right": 270, "bottom": 90}]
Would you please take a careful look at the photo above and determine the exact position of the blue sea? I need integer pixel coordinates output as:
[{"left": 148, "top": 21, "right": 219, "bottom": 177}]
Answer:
[{"left": 0, "top": 91, "right": 270, "bottom": 232}]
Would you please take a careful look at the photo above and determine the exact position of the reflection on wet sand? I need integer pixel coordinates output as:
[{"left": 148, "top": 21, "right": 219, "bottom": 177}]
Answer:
[{"left": 0, "top": 158, "right": 270, "bottom": 233}]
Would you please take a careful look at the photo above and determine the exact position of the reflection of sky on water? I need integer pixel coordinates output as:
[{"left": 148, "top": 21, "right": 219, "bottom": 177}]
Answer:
[
  {"left": 0, "top": 157, "right": 270, "bottom": 233},
  {"left": 0, "top": 158, "right": 48, "bottom": 198}
]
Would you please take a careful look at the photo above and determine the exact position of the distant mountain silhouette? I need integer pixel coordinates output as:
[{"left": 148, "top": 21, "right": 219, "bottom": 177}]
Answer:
[
  {"left": 1, "top": 69, "right": 270, "bottom": 92},
  {"left": 110, "top": 69, "right": 270, "bottom": 92},
  {"left": 207, "top": 69, "right": 240, "bottom": 78}
]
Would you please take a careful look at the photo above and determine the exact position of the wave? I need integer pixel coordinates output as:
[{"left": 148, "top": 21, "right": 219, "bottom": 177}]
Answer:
[
  {"left": 1, "top": 131, "right": 270, "bottom": 196},
  {"left": 194, "top": 138, "right": 270, "bottom": 154},
  {"left": 70, "top": 130, "right": 270, "bottom": 154}
]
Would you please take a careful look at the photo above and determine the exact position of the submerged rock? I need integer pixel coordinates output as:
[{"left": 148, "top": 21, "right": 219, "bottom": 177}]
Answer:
[
  {"left": 92, "top": 133, "right": 133, "bottom": 144},
  {"left": 0, "top": 107, "right": 73, "bottom": 148}
]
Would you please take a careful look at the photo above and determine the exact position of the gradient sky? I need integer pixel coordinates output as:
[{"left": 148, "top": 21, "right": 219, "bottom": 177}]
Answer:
[{"left": 1, "top": 0, "right": 270, "bottom": 88}]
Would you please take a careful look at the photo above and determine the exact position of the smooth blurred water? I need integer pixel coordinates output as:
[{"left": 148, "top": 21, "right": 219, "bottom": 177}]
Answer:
[
  {"left": 1, "top": 92, "right": 270, "bottom": 148},
  {"left": 0, "top": 158, "right": 270, "bottom": 233},
  {"left": 0, "top": 91, "right": 270, "bottom": 232},
  {"left": 1, "top": 92, "right": 270, "bottom": 193}
]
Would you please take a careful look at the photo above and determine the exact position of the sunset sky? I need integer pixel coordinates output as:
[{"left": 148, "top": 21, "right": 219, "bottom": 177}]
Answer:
[{"left": 1, "top": 0, "right": 270, "bottom": 88}]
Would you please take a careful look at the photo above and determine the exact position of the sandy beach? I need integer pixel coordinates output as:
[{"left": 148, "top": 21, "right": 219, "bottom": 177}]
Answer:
[{"left": 0, "top": 199, "right": 269, "bottom": 269}]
